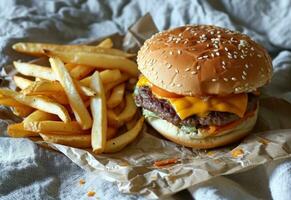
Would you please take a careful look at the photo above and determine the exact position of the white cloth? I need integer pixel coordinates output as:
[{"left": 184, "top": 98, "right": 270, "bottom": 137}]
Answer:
[{"left": 1, "top": 0, "right": 291, "bottom": 199}]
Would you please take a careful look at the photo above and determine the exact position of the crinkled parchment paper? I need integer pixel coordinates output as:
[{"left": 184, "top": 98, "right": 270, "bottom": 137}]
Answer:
[{"left": 1, "top": 14, "right": 291, "bottom": 199}]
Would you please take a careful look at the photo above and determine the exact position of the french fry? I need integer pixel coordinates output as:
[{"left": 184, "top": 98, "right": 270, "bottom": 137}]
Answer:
[
  {"left": 23, "top": 110, "right": 58, "bottom": 125},
  {"left": 0, "top": 97, "right": 27, "bottom": 107},
  {"left": 22, "top": 80, "right": 95, "bottom": 97},
  {"left": 0, "top": 88, "right": 71, "bottom": 122},
  {"left": 107, "top": 83, "right": 125, "bottom": 108},
  {"left": 49, "top": 57, "right": 92, "bottom": 129},
  {"left": 40, "top": 133, "right": 91, "bottom": 148},
  {"left": 100, "top": 69, "right": 122, "bottom": 84},
  {"left": 116, "top": 94, "right": 137, "bottom": 122},
  {"left": 11, "top": 106, "right": 34, "bottom": 117},
  {"left": 97, "top": 38, "right": 113, "bottom": 48},
  {"left": 104, "top": 74, "right": 129, "bottom": 92},
  {"left": 104, "top": 117, "right": 144, "bottom": 153},
  {"left": 24, "top": 121, "right": 88, "bottom": 134},
  {"left": 7, "top": 123, "right": 38, "bottom": 137},
  {"left": 70, "top": 65, "right": 95, "bottom": 80},
  {"left": 13, "top": 61, "right": 55, "bottom": 80},
  {"left": 90, "top": 72, "right": 107, "bottom": 153},
  {"left": 65, "top": 63, "right": 76, "bottom": 71},
  {"left": 47, "top": 93, "right": 69, "bottom": 104},
  {"left": 79, "top": 69, "right": 122, "bottom": 87},
  {"left": 13, "top": 76, "right": 33, "bottom": 89},
  {"left": 126, "top": 114, "right": 139, "bottom": 130},
  {"left": 107, "top": 109, "right": 123, "bottom": 128},
  {"left": 113, "top": 100, "right": 126, "bottom": 114},
  {"left": 107, "top": 127, "right": 118, "bottom": 140},
  {"left": 12, "top": 42, "right": 135, "bottom": 57},
  {"left": 45, "top": 50, "right": 138, "bottom": 76}
]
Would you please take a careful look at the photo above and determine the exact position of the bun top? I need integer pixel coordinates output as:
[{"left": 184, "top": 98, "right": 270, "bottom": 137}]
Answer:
[{"left": 137, "top": 25, "right": 273, "bottom": 96}]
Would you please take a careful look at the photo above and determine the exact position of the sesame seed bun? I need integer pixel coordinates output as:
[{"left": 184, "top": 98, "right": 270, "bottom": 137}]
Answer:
[
  {"left": 144, "top": 106, "right": 258, "bottom": 149},
  {"left": 137, "top": 25, "right": 273, "bottom": 96}
]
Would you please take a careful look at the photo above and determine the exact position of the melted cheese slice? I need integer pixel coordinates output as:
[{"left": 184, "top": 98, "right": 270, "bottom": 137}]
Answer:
[{"left": 137, "top": 76, "right": 248, "bottom": 119}]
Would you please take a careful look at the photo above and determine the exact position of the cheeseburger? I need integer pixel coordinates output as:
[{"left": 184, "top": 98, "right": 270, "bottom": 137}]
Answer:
[{"left": 134, "top": 25, "right": 273, "bottom": 149}]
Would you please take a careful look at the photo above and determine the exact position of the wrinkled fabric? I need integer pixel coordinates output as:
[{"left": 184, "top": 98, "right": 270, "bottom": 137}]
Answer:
[{"left": 1, "top": 0, "right": 291, "bottom": 199}]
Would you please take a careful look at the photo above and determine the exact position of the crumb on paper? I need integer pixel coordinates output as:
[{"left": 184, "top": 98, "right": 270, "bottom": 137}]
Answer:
[
  {"left": 231, "top": 148, "right": 244, "bottom": 158},
  {"left": 87, "top": 191, "right": 96, "bottom": 197},
  {"left": 207, "top": 151, "right": 215, "bottom": 156},
  {"left": 153, "top": 158, "right": 178, "bottom": 167},
  {"left": 79, "top": 179, "right": 85, "bottom": 185},
  {"left": 257, "top": 136, "right": 270, "bottom": 145}
]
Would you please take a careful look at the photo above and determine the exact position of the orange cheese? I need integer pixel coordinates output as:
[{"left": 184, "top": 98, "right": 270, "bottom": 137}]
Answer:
[{"left": 137, "top": 76, "right": 248, "bottom": 119}]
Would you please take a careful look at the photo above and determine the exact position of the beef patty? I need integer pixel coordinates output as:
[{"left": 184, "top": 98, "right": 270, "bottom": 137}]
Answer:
[{"left": 134, "top": 86, "right": 258, "bottom": 128}]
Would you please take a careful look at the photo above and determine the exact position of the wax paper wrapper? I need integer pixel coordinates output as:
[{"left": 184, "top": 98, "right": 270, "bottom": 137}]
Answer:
[{"left": 1, "top": 14, "right": 291, "bottom": 199}]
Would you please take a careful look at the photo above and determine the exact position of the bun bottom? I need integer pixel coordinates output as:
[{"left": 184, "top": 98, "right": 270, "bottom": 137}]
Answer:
[{"left": 145, "top": 107, "right": 258, "bottom": 149}]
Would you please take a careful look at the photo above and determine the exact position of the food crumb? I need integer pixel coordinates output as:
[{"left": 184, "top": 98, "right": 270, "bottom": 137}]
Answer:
[
  {"left": 79, "top": 179, "right": 86, "bottom": 185},
  {"left": 231, "top": 148, "right": 244, "bottom": 158},
  {"left": 87, "top": 191, "right": 96, "bottom": 197},
  {"left": 257, "top": 137, "right": 270, "bottom": 145},
  {"left": 153, "top": 158, "right": 178, "bottom": 167}
]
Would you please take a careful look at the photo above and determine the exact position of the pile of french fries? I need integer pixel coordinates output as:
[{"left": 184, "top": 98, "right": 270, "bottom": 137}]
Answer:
[{"left": 0, "top": 38, "right": 144, "bottom": 153}]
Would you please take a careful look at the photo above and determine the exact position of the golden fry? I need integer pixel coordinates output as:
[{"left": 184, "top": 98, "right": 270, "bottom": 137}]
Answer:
[
  {"left": 7, "top": 123, "right": 38, "bottom": 137},
  {"left": 13, "top": 76, "right": 33, "bottom": 89},
  {"left": 107, "top": 83, "right": 125, "bottom": 108},
  {"left": 23, "top": 110, "right": 58, "bottom": 125},
  {"left": 0, "top": 88, "right": 71, "bottom": 122},
  {"left": 0, "top": 97, "right": 27, "bottom": 107},
  {"left": 104, "top": 117, "right": 144, "bottom": 153},
  {"left": 70, "top": 65, "right": 95, "bottom": 80},
  {"left": 116, "top": 94, "right": 137, "bottom": 122},
  {"left": 104, "top": 74, "right": 129, "bottom": 92},
  {"left": 11, "top": 106, "right": 34, "bottom": 117},
  {"left": 13, "top": 61, "right": 55, "bottom": 80},
  {"left": 96, "top": 38, "right": 113, "bottom": 48},
  {"left": 45, "top": 50, "right": 138, "bottom": 76},
  {"left": 40, "top": 133, "right": 91, "bottom": 148},
  {"left": 24, "top": 121, "right": 87, "bottom": 134},
  {"left": 49, "top": 57, "right": 92, "bottom": 129},
  {"left": 90, "top": 72, "right": 107, "bottom": 153}
]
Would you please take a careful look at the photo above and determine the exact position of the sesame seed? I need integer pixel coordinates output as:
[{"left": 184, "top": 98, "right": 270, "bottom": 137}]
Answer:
[
  {"left": 203, "top": 55, "right": 208, "bottom": 59},
  {"left": 217, "top": 35, "right": 221, "bottom": 38},
  {"left": 177, "top": 84, "right": 182, "bottom": 87},
  {"left": 198, "top": 57, "right": 203, "bottom": 60},
  {"left": 222, "top": 61, "right": 226, "bottom": 65},
  {"left": 196, "top": 65, "right": 201, "bottom": 70},
  {"left": 178, "top": 33, "right": 183, "bottom": 37},
  {"left": 206, "top": 44, "right": 210, "bottom": 47},
  {"left": 231, "top": 77, "right": 237, "bottom": 81},
  {"left": 210, "top": 31, "right": 214, "bottom": 35},
  {"left": 235, "top": 88, "right": 240, "bottom": 92},
  {"left": 245, "top": 64, "right": 249, "bottom": 68},
  {"left": 223, "top": 78, "right": 229, "bottom": 82},
  {"left": 191, "top": 71, "right": 197, "bottom": 75},
  {"left": 213, "top": 49, "right": 219, "bottom": 52},
  {"left": 177, "top": 50, "right": 182, "bottom": 55},
  {"left": 211, "top": 53, "right": 215, "bottom": 57},
  {"left": 169, "top": 51, "right": 173, "bottom": 55},
  {"left": 257, "top": 54, "right": 262, "bottom": 58},
  {"left": 242, "top": 75, "right": 246, "bottom": 80},
  {"left": 167, "top": 64, "right": 172, "bottom": 69},
  {"left": 171, "top": 83, "right": 175, "bottom": 86},
  {"left": 222, "top": 65, "right": 226, "bottom": 69},
  {"left": 185, "top": 68, "right": 191, "bottom": 71},
  {"left": 233, "top": 54, "right": 238, "bottom": 59},
  {"left": 243, "top": 70, "right": 247, "bottom": 75},
  {"left": 251, "top": 47, "right": 255, "bottom": 51},
  {"left": 224, "top": 47, "right": 229, "bottom": 51},
  {"left": 184, "top": 40, "right": 188, "bottom": 44},
  {"left": 175, "top": 69, "right": 179, "bottom": 74},
  {"left": 211, "top": 78, "right": 217, "bottom": 82},
  {"left": 216, "top": 52, "right": 220, "bottom": 56}
]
